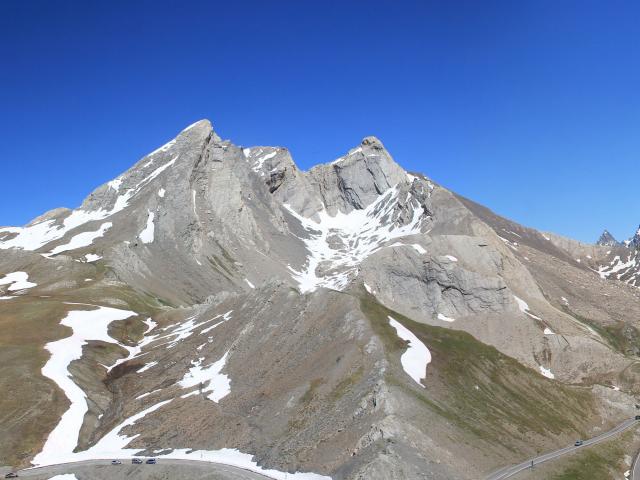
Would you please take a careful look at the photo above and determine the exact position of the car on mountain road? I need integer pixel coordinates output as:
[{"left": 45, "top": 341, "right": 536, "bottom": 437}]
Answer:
[
  {"left": 4, "top": 473, "right": 18, "bottom": 479},
  {"left": 574, "top": 440, "right": 583, "bottom": 446},
  {"left": 132, "top": 458, "right": 143, "bottom": 464},
  {"left": 111, "top": 460, "right": 122, "bottom": 465},
  {"left": 146, "top": 458, "right": 157, "bottom": 464}
]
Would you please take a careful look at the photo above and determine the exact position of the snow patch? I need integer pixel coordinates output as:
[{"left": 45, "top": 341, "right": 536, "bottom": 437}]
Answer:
[
  {"left": 84, "top": 254, "right": 102, "bottom": 262},
  {"left": 445, "top": 255, "right": 458, "bottom": 262},
  {"left": 539, "top": 365, "right": 555, "bottom": 379},
  {"left": 143, "top": 318, "right": 157, "bottom": 334},
  {"left": 158, "top": 188, "right": 165, "bottom": 198},
  {"left": 252, "top": 151, "right": 278, "bottom": 175},
  {"left": 178, "top": 352, "right": 231, "bottom": 403},
  {"left": 543, "top": 327, "right": 555, "bottom": 335},
  {"left": 107, "top": 178, "right": 122, "bottom": 191},
  {"left": 244, "top": 278, "right": 255, "bottom": 289},
  {"left": 388, "top": 316, "right": 430, "bottom": 387},
  {"left": 437, "top": 313, "right": 455, "bottom": 322},
  {"left": 138, "top": 211, "right": 155, "bottom": 244},
  {"left": 0, "top": 271, "right": 37, "bottom": 291}
]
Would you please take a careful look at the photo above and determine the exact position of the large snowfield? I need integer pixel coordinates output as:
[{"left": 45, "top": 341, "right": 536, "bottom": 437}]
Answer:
[{"left": 284, "top": 183, "right": 427, "bottom": 293}]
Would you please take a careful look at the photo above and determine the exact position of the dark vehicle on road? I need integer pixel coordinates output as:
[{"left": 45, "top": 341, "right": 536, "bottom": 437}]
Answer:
[
  {"left": 4, "top": 473, "right": 18, "bottom": 479},
  {"left": 574, "top": 440, "right": 583, "bottom": 446},
  {"left": 146, "top": 458, "right": 157, "bottom": 464},
  {"left": 111, "top": 460, "right": 122, "bottom": 465},
  {"left": 132, "top": 458, "right": 143, "bottom": 464},
  {"left": 635, "top": 415, "right": 640, "bottom": 420}
]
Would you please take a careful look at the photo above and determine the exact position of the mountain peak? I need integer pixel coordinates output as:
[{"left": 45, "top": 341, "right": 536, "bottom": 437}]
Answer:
[
  {"left": 179, "top": 118, "right": 220, "bottom": 142},
  {"left": 361, "top": 135, "right": 385, "bottom": 149},
  {"left": 596, "top": 229, "right": 619, "bottom": 247},
  {"left": 629, "top": 225, "right": 640, "bottom": 248},
  {"left": 180, "top": 118, "right": 211, "bottom": 133}
]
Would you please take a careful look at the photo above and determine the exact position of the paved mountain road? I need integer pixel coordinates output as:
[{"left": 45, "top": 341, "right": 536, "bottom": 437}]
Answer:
[
  {"left": 486, "top": 418, "right": 639, "bottom": 480},
  {"left": 632, "top": 449, "right": 640, "bottom": 480},
  {"left": 15, "top": 459, "right": 273, "bottom": 480}
]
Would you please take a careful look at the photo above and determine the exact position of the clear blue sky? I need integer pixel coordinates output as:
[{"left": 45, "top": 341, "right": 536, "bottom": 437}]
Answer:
[{"left": 1, "top": 1, "right": 639, "bottom": 243}]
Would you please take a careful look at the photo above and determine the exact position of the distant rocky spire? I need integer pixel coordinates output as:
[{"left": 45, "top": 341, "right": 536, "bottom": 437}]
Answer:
[
  {"left": 628, "top": 225, "right": 640, "bottom": 248},
  {"left": 596, "top": 229, "right": 620, "bottom": 247}
]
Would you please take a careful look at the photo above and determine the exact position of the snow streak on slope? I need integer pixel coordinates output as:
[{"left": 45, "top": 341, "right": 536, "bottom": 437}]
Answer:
[
  {"left": 598, "top": 252, "right": 640, "bottom": 286},
  {"left": 388, "top": 316, "right": 430, "bottom": 388},
  {"left": 284, "top": 186, "right": 427, "bottom": 292},
  {"left": 200, "top": 310, "right": 233, "bottom": 334},
  {"left": 127, "top": 311, "right": 232, "bottom": 351},
  {"left": 513, "top": 295, "right": 543, "bottom": 321},
  {"left": 48, "top": 222, "right": 112, "bottom": 256},
  {"left": 33, "top": 306, "right": 137, "bottom": 465}
]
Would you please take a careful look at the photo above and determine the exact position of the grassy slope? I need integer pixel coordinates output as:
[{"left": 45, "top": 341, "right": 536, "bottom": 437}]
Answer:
[
  {"left": 359, "top": 292, "right": 598, "bottom": 458},
  {"left": 551, "top": 444, "right": 626, "bottom": 480},
  {"left": 0, "top": 270, "right": 167, "bottom": 468},
  {"left": 519, "top": 429, "right": 637, "bottom": 479}
]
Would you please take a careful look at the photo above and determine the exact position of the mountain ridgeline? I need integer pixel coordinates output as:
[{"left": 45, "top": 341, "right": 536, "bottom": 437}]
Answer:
[{"left": 1, "top": 120, "right": 640, "bottom": 479}]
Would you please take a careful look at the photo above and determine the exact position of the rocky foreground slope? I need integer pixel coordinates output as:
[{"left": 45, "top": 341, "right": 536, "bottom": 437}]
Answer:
[{"left": 1, "top": 120, "right": 639, "bottom": 479}]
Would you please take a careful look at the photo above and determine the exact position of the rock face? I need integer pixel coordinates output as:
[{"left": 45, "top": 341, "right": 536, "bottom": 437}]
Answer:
[
  {"left": 597, "top": 229, "right": 620, "bottom": 247},
  {"left": 628, "top": 225, "right": 640, "bottom": 248},
  {"left": 1, "top": 120, "right": 639, "bottom": 479}
]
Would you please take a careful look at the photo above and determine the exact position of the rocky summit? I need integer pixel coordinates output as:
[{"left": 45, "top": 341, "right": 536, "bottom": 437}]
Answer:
[
  {"left": 596, "top": 229, "right": 620, "bottom": 247},
  {"left": 2, "top": 120, "right": 640, "bottom": 479}
]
